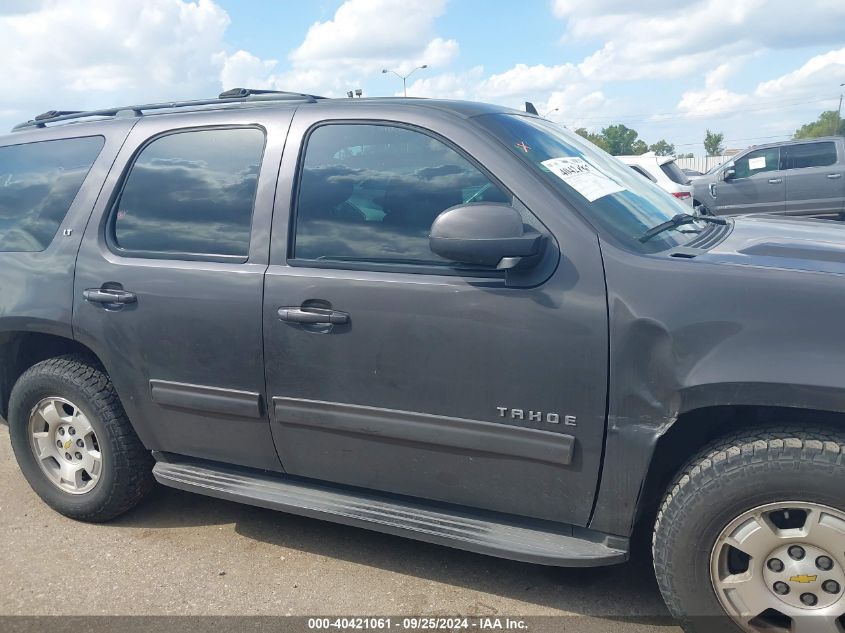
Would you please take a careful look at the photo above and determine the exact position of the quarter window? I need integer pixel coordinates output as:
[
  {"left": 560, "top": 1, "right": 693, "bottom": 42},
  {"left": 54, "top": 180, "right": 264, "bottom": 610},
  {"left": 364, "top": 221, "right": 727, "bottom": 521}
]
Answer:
[
  {"left": 112, "top": 128, "right": 265, "bottom": 258},
  {"left": 784, "top": 142, "right": 838, "bottom": 169},
  {"left": 0, "top": 136, "right": 103, "bottom": 252},
  {"left": 293, "top": 124, "right": 510, "bottom": 265},
  {"left": 733, "top": 148, "right": 780, "bottom": 179}
]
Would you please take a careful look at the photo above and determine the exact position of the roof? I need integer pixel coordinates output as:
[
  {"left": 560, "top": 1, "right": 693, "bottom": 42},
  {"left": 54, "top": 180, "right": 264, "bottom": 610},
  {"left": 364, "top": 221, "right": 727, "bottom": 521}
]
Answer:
[{"left": 7, "top": 88, "right": 521, "bottom": 135}]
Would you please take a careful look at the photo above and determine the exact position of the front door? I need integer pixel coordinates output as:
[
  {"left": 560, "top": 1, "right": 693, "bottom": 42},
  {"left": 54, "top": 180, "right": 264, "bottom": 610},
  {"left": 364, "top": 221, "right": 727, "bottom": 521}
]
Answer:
[
  {"left": 783, "top": 141, "right": 845, "bottom": 216},
  {"left": 74, "top": 110, "right": 290, "bottom": 470},
  {"left": 715, "top": 146, "right": 786, "bottom": 215},
  {"left": 263, "top": 108, "right": 609, "bottom": 525}
]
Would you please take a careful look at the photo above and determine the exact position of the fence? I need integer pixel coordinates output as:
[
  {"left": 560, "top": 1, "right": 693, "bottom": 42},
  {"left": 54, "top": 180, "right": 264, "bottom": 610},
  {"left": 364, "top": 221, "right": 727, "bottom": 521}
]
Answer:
[{"left": 673, "top": 155, "right": 731, "bottom": 174}]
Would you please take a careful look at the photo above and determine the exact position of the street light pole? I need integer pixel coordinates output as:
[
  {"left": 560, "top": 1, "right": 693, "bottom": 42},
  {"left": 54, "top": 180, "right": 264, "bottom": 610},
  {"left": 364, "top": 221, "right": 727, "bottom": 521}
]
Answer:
[
  {"left": 382, "top": 65, "right": 428, "bottom": 97},
  {"left": 837, "top": 83, "right": 844, "bottom": 136}
]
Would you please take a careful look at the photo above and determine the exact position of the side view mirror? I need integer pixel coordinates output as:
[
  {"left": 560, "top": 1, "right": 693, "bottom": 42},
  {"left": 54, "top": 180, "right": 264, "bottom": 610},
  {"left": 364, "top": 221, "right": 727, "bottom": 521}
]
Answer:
[
  {"left": 721, "top": 163, "right": 736, "bottom": 181},
  {"left": 430, "top": 204, "right": 544, "bottom": 270}
]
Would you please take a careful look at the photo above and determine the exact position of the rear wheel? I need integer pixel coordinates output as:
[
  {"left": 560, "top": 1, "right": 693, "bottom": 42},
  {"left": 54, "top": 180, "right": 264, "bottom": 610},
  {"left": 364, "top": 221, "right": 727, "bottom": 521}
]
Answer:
[
  {"left": 8, "top": 354, "right": 154, "bottom": 522},
  {"left": 653, "top": 427, "right": 845, "bottom": 633}
]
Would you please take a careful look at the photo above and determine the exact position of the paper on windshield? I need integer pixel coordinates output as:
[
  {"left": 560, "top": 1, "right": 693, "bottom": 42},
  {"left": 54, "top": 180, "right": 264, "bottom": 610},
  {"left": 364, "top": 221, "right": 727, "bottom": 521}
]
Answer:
[
  {"left": 748, "top": 156, "right": 766, "bottom": 170},
  {"left": 541, "top": 157, "right": 625, "bottom": 202}
]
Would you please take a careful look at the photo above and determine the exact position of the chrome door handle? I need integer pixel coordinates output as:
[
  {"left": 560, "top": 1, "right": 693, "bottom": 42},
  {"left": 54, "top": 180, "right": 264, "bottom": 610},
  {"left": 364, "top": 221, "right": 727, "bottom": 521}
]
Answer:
[
  {"left": 828, "top": 173, "right": 842, "bottom": 179},
  {"left": 709, "top": 183, "right": 717, "bottom": 198},
  {"left": 768, "top": 178, "right": 782, "bottom": 184},
  {"left": 278, "top": 307, "right": 349, "bottom": 325},
  {"left": 83, "top": 288, "right": 137, "bottom": 305}
]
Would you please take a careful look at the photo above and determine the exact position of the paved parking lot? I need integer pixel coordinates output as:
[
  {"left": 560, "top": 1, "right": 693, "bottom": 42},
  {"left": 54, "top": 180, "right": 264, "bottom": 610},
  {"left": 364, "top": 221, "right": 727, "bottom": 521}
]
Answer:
[{"left": 0, "top": 423, "right": 679, "bottom": 631}]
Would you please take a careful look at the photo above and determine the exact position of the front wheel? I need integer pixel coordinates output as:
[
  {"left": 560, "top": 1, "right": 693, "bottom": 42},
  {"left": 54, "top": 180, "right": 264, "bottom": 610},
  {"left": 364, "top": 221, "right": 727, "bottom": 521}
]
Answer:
[
  {"left": 653, "top": 427, "right": 845, "bottom": 633},
  {"left": 8, "top": 354, "right": 154, "bottom": 522}
]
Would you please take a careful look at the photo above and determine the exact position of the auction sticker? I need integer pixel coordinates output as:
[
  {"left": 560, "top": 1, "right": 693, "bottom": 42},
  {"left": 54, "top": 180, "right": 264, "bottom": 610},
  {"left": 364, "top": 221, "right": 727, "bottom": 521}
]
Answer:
[{"left": 541, "top": 156, "right": 624, "bottom": 202}]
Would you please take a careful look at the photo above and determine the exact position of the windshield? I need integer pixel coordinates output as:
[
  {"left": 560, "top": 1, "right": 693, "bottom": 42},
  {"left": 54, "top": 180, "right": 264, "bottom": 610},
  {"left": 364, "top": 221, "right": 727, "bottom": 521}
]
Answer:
[{"left": 475, "top": 113, "right": 705, "bottom": 252}]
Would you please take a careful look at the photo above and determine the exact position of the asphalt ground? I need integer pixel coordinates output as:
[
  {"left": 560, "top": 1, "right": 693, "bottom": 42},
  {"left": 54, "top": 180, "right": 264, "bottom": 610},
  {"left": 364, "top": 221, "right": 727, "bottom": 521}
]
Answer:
[{"left": 0, "top": 422, "right": 681, "bottom": 633}]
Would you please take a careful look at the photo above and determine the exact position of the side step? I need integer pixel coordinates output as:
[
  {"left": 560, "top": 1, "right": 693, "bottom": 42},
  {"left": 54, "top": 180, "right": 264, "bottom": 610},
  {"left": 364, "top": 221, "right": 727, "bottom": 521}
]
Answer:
[{"left": 152, "top": 455, "right": 628, "bottom": 567}]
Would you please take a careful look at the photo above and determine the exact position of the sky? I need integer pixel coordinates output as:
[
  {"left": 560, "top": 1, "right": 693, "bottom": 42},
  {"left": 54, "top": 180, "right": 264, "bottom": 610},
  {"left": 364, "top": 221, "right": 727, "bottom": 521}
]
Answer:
[{"left": 1, "top": 0, "right": 844, "bottom": 155}]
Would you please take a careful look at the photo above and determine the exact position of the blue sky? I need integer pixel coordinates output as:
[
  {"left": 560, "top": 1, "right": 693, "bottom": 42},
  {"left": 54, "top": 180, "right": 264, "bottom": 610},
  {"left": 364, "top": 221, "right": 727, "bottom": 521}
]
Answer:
[{"left": 1, "top": 0, "right": 844, "bottom": 155}]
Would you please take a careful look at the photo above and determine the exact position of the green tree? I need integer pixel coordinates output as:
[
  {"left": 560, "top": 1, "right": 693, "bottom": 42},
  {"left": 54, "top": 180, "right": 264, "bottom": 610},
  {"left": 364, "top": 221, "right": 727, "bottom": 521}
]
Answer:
[
  {"left": 794, "top": 111, "right": 845, "bottom": 138},
  {"left": 601, "top": 123, "right": 646, "bottom": 155},
  {"left": 704, "top": 129, "right": 725, "bottom": 156},
  {"left": 574, "top": 127, "right": 610, "bottom": 152},
  {"left": 677, "top": 152, "right": 694, "bottom": 159},
  {"left": 649, "top": 139, "right": 676, "bottom": 156}
]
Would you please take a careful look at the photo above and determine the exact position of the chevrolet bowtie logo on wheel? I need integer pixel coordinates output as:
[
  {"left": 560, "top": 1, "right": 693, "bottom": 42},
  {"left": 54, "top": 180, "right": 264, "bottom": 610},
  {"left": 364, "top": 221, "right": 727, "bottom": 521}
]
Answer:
[
  {"left": 790, "top": 575, "right": 818, "bottom": 584},
  {"left": 63, "top": 439, "right": 73, "bottom": 451}
]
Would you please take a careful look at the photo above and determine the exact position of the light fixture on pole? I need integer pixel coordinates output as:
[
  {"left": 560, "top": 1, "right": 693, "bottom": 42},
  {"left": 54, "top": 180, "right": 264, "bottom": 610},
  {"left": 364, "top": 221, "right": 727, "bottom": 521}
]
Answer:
[{"left": 382, "top": 65, "right": 428, "bottom": 97}]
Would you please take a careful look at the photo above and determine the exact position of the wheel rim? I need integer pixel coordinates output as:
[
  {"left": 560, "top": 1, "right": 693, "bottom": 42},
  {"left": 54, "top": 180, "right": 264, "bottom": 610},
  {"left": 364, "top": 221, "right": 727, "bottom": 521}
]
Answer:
[
  {"left": 710, "top": 501, "right": 845, "bottom": 633},
  {"left": 27, "top": 397, "right": 103, "bottom": 495}
]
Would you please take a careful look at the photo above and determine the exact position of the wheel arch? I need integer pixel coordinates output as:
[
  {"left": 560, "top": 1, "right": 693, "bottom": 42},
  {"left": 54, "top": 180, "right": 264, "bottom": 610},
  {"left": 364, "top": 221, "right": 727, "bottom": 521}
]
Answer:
[
  {"left": 0, "top": 330, "right": 103, "bottom": 420},
  {"left": 635, "top": 403, "right": 845, "bottom": 530}
]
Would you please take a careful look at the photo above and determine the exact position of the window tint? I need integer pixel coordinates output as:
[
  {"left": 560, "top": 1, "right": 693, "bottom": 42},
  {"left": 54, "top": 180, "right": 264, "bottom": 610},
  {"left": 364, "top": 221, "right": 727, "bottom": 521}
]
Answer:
[
  {"left": 0, "top": 136, "right": 103, "bottom": 252},
  {"left": 294, "top": 124, "right": 510, "bottom": 265},
  {"left": 113, "top": 128, "right": 265, "bottom": 258},
  {"left": 659, "top": 160, "right": 690, "bottom": 185},
  {"left": 733, "top": 148, "right": 780, "bottom": 179},
  {"left": 629, "top": 165, "right": 657, "bottom": 182},
  {"left": 785, "top": 142, "right": 837, "bottom": 169}
]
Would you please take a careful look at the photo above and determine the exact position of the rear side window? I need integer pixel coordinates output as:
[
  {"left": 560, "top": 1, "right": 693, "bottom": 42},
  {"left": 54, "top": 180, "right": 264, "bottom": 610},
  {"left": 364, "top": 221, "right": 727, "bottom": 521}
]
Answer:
[
  {"left": 659, "top": 160, "right": 690, "bottom": 185},
  {"left": 0, "top": 136, "right": 103, "bottom": 252},
  {"left": 112, "top": 127, "right": 265, "bottom": 259},
  {"left": 784, "top": 142, "right": 838, "bottom": 169},
  {"left": 293, "top": 123, "right": 510, "bottom": 266}
]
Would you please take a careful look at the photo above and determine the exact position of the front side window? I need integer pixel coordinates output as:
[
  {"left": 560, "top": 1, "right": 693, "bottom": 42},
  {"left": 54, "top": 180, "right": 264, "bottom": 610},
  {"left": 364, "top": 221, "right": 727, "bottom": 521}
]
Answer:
[
  {"left": 784, "top": 142, "right": 837, "bottom": 169},
  {"left": 733, "top": 148, "right": 780, "bottom": 179},
  {"left": 0, "top": 136, "right": 103, "bottom": 252},
  {"left": 293, "top": 123, "right": 510, "bottom": 265},
  {"left": 112, "top": 127, "right": 265, "bottom": 258}
]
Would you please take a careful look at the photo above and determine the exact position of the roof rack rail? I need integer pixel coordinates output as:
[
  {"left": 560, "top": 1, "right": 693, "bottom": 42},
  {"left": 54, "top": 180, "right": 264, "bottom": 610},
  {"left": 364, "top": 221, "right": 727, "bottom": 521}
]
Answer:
[{"left": 12, "top": 88, "right": 325, "bottom": 132}]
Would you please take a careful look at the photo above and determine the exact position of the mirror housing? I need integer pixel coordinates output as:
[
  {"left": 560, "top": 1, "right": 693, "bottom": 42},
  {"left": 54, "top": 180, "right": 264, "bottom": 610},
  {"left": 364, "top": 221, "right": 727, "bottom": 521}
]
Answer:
[
  {"left": 430, "top": 204, "right": 544, "bottom": 270},
  {"left": 721, "top": 162, "right": 736, "bottom": 181}
]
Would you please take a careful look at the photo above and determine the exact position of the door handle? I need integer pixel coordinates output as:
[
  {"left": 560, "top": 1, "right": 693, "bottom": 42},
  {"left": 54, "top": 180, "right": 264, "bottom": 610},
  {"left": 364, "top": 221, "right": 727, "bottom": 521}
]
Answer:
[
  {"left": 278, "top": 307, "right": 349, "bottom": 325},
  {"left": 768, "top": 178, "right": 783, "bottom": 184},
  {"left": 83, "top": 288, "right": 137, "bottom": 305},
  {"left": 828, "top": 173, "right": 842, "bottom": 179},
  {"left": 708, "top": 183, "right": 717, "bottom": 198}
]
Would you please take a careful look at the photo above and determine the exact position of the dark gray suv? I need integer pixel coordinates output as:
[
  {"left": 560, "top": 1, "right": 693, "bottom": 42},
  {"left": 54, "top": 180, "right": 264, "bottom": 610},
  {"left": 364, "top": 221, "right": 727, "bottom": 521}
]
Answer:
[{"left": 1, "top": 90, "right": 844, "bottom": 633}]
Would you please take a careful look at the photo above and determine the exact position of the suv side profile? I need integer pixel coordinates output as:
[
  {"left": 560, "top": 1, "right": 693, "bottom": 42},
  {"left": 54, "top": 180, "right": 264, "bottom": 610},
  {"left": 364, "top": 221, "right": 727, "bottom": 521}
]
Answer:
[
  {"left": 694, "top": 136, "right": 845, "bottom": 216},
  {"left": 2, "top": 90, "right": 844, "bottom": 633}
]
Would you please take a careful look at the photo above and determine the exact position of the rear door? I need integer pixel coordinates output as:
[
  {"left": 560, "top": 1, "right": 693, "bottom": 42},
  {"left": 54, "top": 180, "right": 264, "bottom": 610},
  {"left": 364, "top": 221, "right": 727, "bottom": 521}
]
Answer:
[
  {"left": 73, "top": 110, "right": 289, "bottom": 470},
  {"left": 782, "top": 141, "right": 844, "bottom": 216},
  {"left": 262, "top": 106, "right": 610, "bottom": 526},
  {"left": 714, "top": 147, "right": 785, "bottom": 215}
]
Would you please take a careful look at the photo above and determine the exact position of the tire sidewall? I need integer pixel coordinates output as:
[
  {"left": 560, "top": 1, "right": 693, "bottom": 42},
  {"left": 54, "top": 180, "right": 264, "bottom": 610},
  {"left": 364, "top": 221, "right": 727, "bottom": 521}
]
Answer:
[
  {"left": 658, "top": 451, "right": 844, "bottom": 625},
  {"left": 9, "top": 369, "right": 118, "bottom": 516}
]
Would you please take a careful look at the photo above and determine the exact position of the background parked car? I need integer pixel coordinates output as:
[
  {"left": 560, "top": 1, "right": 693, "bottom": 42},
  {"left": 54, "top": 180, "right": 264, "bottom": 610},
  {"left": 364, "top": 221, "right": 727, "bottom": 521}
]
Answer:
[
  {"left": 693, "top": 136, "right": 845, "bottom": 216},
  {"left": 618, "top": 153, "right": 694, "bottom": 206},
  {"left": 682, "top": 167, "right": 703, "bottom": 178}
]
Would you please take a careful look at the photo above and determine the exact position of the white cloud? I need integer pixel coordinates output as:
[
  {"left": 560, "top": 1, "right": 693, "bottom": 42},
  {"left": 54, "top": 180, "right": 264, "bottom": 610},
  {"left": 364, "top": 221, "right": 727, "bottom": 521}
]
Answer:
[
  {"left": 0, "top": 0, "right": 230, "bottom": 126},
  {"left": 677, "top": 47, "right": 845, "bottom": 119},
  {"left": 219, "top": 0, "right": 459, "bottom": 98},
  {"left": 553, "top": 0, "right": 845, "bottom": 81}
]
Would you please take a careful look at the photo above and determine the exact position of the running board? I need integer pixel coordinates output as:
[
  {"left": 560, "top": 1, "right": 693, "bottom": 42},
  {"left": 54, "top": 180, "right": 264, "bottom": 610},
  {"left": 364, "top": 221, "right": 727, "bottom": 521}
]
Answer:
[{"left": 152, "top": 454, "right": 628, "bottom": 567}]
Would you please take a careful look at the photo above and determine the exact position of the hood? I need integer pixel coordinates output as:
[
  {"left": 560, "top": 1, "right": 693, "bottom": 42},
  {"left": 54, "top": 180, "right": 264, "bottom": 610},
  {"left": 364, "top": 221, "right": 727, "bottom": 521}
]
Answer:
[{"left": 702, "top": 215, "right": 845, "bottom": 275}]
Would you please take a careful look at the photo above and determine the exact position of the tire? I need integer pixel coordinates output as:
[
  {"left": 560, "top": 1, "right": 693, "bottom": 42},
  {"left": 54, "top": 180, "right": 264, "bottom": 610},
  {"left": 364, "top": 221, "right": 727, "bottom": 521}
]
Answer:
[
  {"left": 653, "top": 427, "right": 845, "bottom": 633},
  {"left": 8, "top": 354, "right": 154, "bottom": 522}
]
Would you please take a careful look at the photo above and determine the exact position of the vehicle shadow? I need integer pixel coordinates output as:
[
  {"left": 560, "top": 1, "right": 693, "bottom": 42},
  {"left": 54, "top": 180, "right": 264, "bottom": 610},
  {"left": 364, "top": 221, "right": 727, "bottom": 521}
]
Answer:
[{"left": 112, "top": 485, "right": 677, "bottom": 627}]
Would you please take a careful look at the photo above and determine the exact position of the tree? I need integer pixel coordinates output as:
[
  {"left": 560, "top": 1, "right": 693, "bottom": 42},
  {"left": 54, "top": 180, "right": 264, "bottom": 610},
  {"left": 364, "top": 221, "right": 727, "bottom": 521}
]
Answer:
[
  {"left": 574, "top": 127, "right": 609, "bottom": 152},
  {"left": 677, "top": 152, "right": 695, "bottom": 159},
  {"left": 794, "top": 110, "right": 845, "bottom": 139},
  {"left": 601, "top": 123, "right": 646, "bottom": 155},
  {"left": 649, "top": 139, "right": 676, "bottom": 156},
  {"left": 704, "top": 129, "right": 725, "bottom": 156}
]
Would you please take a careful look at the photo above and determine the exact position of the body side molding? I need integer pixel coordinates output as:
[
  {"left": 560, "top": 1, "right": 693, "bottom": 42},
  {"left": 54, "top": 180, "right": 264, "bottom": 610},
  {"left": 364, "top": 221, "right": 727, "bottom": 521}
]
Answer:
[
  {"left": 150, "top": 380, "right": 264, "bottom": 419},
  {"left": 272, "top": 397, "right": 576, "bottom": 466}
]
